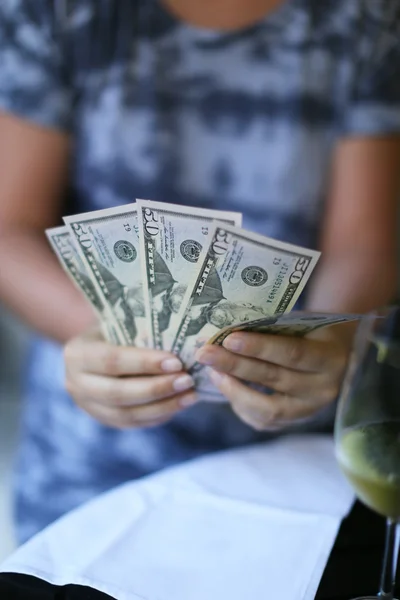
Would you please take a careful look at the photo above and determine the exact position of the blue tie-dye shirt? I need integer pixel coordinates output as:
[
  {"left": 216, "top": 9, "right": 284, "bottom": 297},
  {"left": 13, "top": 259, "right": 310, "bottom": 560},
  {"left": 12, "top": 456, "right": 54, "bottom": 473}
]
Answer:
[{"left": 1, "top": 0, "right": 399, "bottom": 543}]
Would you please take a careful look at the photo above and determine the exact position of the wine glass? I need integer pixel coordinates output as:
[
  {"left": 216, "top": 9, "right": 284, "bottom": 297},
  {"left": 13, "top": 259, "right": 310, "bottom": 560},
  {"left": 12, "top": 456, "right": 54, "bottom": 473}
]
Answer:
[{"left": 335, "top": 305, "right": 400, "bottom": 600}]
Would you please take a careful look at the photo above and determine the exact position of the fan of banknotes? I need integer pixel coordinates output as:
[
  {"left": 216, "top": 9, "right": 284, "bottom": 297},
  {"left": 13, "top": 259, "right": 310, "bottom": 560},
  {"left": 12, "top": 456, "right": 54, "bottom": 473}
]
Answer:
[{"left": 47, "top": 199, "right": 360, "bottom": 400}]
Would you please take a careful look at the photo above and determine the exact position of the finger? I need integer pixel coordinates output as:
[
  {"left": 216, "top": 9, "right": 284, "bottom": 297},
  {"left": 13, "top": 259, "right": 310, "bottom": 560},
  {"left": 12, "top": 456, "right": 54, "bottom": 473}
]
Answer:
[
  {"left": 81, "top": 391, "right": 198, "bottom": 429},
  {"left": 195, "top": 346, "right": 338, "bottom": 401},
  {"left": 208, "top": 369, "right": 329, "bottom": 431},
  {"left": 65, "top": 337, "right": 184, "bottom": 377},
  {"left": 220, "top": 332, "right": 344, "bottom": 373},
  {"left": 67, "top": 371, "right": 195, "bottom": 407}
]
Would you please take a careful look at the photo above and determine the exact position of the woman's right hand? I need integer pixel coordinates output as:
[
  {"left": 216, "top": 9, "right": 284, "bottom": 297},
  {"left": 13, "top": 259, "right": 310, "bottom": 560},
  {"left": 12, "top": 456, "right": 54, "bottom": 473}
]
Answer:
[{"left": 64, "top": 326, "right": 198, "bottom": 429}]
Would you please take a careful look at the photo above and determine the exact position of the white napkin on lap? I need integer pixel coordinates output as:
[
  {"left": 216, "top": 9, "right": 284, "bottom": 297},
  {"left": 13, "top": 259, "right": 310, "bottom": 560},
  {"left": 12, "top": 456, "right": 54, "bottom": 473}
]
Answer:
[{"left": 1, "top": 435, "right": 354, "bottom": 600}]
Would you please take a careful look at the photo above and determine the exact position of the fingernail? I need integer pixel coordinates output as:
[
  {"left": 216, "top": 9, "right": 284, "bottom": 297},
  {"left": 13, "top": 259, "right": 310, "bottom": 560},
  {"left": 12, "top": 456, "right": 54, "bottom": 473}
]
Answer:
[
  {"left": 180, "top": 393, "right": 198, "bottom": 407},
  {"left": 161, "top": 357, "right": 183, "bottom": 373},
  {"left": 195, "top": 348, "right": 215, "bottom": 366},
  {"left": 173, "top": 374, "right": 195, "bottom": 392},
  {"left": 208, "top": 369, "right": 225, "bottom": 386},
  {"left": 223, "top": 335, "right": 243, "bottom": 353}
]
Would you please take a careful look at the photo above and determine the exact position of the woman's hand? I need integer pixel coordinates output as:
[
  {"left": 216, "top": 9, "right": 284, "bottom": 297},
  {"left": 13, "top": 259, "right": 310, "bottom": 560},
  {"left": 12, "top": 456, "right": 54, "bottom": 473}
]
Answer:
[
  {"left": 195, "top": 327, "right": 350, "bottom": 430},
  {"left": 64, "top": 327, "right": 197, "bottom": 429}
]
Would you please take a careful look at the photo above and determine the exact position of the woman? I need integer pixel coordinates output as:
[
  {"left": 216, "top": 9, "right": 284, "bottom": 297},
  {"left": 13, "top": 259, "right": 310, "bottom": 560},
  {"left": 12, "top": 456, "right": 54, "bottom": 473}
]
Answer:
[{"left": 0, "top": 0, "right": 399, "bottom": 543}]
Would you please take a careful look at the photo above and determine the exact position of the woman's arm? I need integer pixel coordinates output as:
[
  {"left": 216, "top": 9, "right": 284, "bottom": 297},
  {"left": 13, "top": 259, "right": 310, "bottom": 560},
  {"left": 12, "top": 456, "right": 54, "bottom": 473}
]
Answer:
[
  {"left": 306, "top": 136, "right": 400, "bottom": 315},
  {"left": 0, "top": 112, "right": 95, "bottom": 342}
]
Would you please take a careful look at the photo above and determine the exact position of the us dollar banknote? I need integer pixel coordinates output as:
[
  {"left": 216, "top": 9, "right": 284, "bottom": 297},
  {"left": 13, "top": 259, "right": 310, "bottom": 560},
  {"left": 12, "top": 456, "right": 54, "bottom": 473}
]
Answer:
[
  {"left": 46, "top": 226, "right": 105, "bottom": 317},
  {"left": 208, "top": 311, "right": 363, "bottom": 346},
  {"left": 172, "top": 224, "right": 320, "bottom": 367},
  {"left": 64, "top": 204, "right": 146, "bottom": 347},
  {"left": 46, "top": 225, "right": 120, "bottom": 344},
  {"left": 137, "top": 199, "right": 242, "bottom": 350}
]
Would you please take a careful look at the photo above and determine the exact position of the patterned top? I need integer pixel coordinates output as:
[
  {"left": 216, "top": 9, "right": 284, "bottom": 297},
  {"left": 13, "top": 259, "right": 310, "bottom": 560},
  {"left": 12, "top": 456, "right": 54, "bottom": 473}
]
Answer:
[{"left": 0, "top": 0, "right": 399, "bottom": 542}]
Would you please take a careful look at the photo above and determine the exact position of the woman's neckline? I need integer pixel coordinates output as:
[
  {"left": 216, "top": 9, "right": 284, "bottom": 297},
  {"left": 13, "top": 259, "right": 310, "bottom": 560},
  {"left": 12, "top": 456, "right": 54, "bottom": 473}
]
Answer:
[{"left": 155, "top": 0, "right": 297, "bottom": 37}]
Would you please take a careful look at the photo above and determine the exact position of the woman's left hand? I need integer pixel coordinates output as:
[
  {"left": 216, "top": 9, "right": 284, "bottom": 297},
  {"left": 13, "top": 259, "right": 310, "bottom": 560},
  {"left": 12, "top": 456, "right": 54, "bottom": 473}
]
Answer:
[{"left": 195, "top": 328, "right": 350, "bottom": 430}]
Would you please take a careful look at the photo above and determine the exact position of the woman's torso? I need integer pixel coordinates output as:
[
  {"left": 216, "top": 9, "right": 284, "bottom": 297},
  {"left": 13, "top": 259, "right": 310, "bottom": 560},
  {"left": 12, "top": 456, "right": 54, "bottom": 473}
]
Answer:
[{"left": 18, "top": 0, "right": 360, "bottom": 539}]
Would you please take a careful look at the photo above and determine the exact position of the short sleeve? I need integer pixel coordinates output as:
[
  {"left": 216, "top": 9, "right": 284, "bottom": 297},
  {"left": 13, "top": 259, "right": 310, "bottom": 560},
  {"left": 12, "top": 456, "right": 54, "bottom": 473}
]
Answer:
[
  {"left": 341, "top": 0, "right": 400, "bottom": 136},
  {"left": 0, "top": 0, "right": 73, "bottom": 131}
]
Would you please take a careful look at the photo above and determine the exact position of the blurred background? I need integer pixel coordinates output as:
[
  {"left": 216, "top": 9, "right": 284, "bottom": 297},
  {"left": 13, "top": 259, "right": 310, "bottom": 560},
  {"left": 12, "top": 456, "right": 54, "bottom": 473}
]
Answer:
[{"left": 0, "top": 307, "right": 28, "bottom": 561}]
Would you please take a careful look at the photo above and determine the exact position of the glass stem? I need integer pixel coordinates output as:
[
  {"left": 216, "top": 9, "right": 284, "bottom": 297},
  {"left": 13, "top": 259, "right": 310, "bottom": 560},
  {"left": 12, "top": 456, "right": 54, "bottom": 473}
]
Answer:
[{"left": 379, "top": 519, "right": 400, "bottom": 598}]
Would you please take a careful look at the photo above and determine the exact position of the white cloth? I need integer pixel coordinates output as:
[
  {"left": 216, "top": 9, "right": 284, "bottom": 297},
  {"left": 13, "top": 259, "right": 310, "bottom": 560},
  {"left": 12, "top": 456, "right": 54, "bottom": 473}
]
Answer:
[{"left": 1, "top": 435, "right": 354, "bottom": 600}]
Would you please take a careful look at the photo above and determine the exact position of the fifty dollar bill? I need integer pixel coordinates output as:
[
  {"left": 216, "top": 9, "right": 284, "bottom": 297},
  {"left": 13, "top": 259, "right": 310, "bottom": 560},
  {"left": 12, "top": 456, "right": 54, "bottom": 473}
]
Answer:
[
  {"left": 46, "top": 225, "right": 120, "bottom": 344},
  {"left": 172, "top": 224, "right": 321, "bottom": 368},
  {"left": 208, "top": 311, "right": 363, "bottom": 346},
  {"left": 137, "top": 199, "right": 242, "bottom": 351},
  {"left": 64, "top": 204, "right": 146, "bottom": 347}
]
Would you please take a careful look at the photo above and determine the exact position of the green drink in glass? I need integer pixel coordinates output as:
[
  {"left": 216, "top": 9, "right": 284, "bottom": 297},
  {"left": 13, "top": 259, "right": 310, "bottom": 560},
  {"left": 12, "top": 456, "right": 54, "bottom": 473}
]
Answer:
[{"left": 335, "top": 307, "right": 400, "bottom": 600}]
